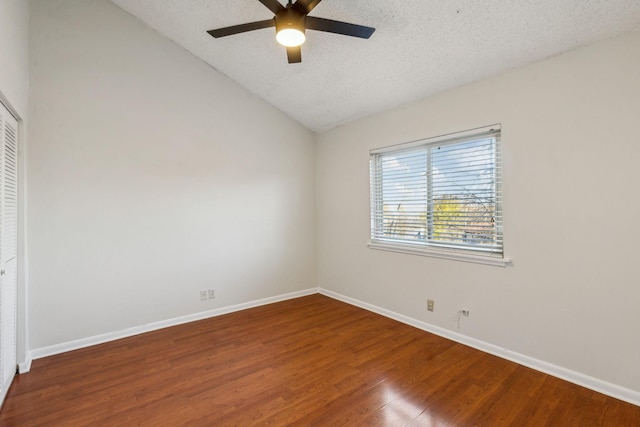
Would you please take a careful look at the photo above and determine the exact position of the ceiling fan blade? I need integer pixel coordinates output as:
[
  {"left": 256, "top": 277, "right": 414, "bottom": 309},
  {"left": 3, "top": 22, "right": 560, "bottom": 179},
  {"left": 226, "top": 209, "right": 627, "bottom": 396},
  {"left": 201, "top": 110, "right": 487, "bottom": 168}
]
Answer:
[
  {"left": 293, "top": 0, "right": 322, "bottom": 14},
  {"left": 287, "top": 46, "right": 302, "bottom": 63},
  {"left": 207, "top": 19, "right": 275, "bottom": 38},
  {"left": 305, "top": 16, "right": 375, "bottom": 39},
  {"left": 259, "top": 0, "right": 285, "bottom": 14}
]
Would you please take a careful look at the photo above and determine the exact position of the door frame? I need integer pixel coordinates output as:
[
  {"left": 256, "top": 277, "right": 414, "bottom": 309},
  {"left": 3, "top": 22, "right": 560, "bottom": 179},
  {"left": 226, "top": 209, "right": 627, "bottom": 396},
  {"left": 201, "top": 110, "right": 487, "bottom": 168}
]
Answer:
[{"left": 0, "top": 91, "right": 29, "bottom": 403}]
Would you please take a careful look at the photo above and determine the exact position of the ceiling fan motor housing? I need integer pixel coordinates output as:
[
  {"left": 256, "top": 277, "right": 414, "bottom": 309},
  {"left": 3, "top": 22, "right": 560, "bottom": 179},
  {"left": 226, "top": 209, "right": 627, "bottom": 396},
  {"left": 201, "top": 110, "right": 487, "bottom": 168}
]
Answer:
[{"left": 275, "top": 7, "right": 306, "bottom": 36}]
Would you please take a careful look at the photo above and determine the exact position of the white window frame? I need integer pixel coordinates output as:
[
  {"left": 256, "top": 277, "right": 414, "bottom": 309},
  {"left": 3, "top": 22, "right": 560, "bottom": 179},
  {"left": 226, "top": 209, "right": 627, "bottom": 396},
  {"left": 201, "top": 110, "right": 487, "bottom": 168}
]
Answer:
[{"left": 368, "top": 125, "right": 511, "bottom": 267}]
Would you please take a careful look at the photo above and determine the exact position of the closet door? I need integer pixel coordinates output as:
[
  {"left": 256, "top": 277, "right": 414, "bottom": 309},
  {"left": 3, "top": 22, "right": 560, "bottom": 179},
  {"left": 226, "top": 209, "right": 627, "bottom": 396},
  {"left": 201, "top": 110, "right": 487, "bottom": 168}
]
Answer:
[{"left": 0, "top": 103, "right": 18, "bottom": 404}]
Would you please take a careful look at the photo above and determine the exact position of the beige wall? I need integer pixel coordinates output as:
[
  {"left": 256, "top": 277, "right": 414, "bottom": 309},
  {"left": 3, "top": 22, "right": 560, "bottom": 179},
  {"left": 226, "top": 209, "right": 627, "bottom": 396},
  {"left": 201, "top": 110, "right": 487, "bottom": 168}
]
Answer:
[
  {"left": 0, "top": 0, "right": 29, "bottom": 116},
  {"left": 317, "top": 31, "right": 640, "bottom": 394},
  {"left": 28, "top": 0, "right": 316, "bottom": 349}
]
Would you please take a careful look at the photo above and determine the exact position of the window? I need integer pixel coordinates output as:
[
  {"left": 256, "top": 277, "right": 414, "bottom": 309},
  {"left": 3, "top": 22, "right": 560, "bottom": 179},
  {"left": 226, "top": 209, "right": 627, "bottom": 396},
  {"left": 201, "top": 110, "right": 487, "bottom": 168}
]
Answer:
[{"left": 369, "top": 125, "right": 508, "bottom": 266}]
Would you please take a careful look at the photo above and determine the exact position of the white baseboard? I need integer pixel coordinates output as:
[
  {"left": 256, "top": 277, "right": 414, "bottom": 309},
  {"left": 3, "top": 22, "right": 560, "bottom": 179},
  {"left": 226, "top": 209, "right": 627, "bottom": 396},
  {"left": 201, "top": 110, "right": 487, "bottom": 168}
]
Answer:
[
  {"left": 319, "top": 288, "right": 640, "bottom": 407},
  {"left": 30, "top": 288, "right": 319, "bottom": 361},
  {"left": 18, "top": 353, "right": 32, "bottom": 374}
]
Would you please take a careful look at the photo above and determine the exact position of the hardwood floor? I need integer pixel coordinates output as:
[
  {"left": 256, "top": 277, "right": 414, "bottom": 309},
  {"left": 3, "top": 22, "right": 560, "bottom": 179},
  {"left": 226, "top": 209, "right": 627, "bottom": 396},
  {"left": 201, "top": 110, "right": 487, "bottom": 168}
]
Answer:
[{"left": 1, "top": 294, "right": 638, "bottom": 426}]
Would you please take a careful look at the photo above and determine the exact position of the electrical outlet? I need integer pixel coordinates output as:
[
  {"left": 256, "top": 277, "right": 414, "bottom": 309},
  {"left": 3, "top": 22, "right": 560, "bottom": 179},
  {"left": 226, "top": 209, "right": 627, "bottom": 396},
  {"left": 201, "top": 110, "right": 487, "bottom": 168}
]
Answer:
[
  {"left": 208, "top": 289, "right": 215, "bottom": 299},
  {"left": 427, "top": 299, "right": 434, "bottom": 312},
  {"left": 200, "top": 290, "right": 208, "bottom": 301},
  {"left": 461, "top": 309, "right": 470, "bottom": 317}
]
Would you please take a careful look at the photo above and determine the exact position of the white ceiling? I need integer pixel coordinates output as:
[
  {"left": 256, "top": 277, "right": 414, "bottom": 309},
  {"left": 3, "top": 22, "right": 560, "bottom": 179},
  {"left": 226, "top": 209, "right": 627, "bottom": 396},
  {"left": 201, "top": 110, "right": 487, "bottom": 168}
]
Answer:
[{"left": 109, "top": 0, "right": 640, "bottom": 133}]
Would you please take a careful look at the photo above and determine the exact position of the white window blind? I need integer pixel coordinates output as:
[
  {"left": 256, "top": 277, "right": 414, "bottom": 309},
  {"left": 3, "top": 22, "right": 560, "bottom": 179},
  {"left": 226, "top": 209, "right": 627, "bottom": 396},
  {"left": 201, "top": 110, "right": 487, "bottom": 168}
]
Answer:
[{"left": 370, "top": 125, "right": 503, "bottom": 260}]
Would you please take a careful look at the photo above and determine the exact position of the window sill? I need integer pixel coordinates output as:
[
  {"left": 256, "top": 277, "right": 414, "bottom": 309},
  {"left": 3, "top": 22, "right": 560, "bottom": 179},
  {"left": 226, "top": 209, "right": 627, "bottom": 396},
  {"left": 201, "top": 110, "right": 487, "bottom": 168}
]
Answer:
[{"left": 367, "top": 241, "right": 512, "bottom": 267}]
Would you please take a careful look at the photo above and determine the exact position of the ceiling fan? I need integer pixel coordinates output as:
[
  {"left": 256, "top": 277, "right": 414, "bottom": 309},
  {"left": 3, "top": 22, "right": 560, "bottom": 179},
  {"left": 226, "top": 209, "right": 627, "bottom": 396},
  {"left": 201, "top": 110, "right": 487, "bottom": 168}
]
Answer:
[{"left": 207, "top": 0, "right": 375, "bottom": 64}]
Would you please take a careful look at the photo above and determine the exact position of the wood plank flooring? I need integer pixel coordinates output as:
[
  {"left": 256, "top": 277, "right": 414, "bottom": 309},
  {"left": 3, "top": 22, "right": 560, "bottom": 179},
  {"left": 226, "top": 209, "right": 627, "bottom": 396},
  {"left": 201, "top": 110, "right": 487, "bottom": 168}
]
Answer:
[{"left": 1, "top": 294, "right": 638, "bottom": 426}]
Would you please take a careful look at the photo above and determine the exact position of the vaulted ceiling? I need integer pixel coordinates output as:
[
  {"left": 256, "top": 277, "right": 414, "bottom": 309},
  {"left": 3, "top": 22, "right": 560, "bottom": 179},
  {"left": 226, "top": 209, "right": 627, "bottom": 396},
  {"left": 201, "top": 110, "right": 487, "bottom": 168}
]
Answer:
[{"left": 109, "top": 0, "right": 640, "bottom": 132}]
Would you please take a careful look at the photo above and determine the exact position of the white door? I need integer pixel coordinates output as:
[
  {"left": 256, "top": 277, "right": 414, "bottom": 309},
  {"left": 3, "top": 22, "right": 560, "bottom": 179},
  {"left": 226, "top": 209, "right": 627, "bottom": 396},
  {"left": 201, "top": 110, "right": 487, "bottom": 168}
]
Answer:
[{"left": 0, "top": 102, "right": 18, "bottom": 405}]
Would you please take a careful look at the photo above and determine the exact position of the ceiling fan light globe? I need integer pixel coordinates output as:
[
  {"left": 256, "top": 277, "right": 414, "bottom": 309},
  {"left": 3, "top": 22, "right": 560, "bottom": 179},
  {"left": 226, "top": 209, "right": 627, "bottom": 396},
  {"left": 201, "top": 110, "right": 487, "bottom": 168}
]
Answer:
[{"left": 276, "top": 28, "right": 306, "bottom": 47}]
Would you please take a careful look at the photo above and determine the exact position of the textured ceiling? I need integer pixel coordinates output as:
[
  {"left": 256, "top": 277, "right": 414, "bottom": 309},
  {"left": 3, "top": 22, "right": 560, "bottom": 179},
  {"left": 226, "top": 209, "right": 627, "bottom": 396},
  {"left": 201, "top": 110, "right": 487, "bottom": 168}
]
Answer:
[{"left": 109, "top": 0, "right": 640, "bottom": 132}]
